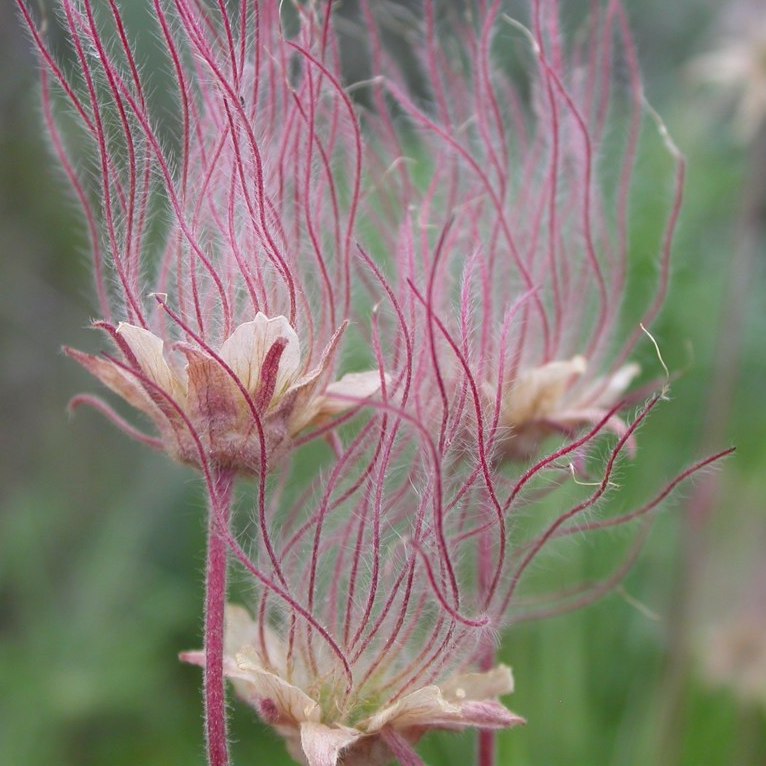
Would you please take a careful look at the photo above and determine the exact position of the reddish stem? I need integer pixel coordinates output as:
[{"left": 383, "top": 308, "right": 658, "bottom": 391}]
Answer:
[
  {"left": 478, "top": 730, "right": 496, "bottom": 766},
  {"left": 204, "top": 469, "right": 235, "bottom": 766},
  {"left": 477, "top": 644, "right": 497, "bottom": 766}
]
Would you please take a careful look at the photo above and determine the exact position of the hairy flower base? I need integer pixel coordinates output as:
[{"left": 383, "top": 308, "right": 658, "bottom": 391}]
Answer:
[
  {"left": 181, "top": 605, "right": 524, "bottom": 766},
  {"left": 67, "top": 313, "right": 382, "bottom": 474},
  {"left": 496, "top": 356, "right": 640, "bottom": 461}
]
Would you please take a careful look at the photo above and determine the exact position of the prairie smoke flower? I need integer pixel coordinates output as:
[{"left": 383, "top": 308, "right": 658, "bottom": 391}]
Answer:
[
  {"left": 19, "top": 2, "right": 382, "bottom": 765},
  {"left": 182, "top": 606, "right": 523, "bottom": 766},
  {"left": 494, "top": 357, "right": 641, "bottom": 461},
  {"left": 18, "top": 0, "right": 379, "bottom": 476},
  {"left": 359, "top": 0, "right": 679, "bottom": 464},
  {"left": 66, "top": 314, "right": 382, "bottom": 474}
]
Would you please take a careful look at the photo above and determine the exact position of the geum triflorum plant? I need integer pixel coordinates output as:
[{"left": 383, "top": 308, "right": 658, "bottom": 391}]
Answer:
[{"left": 19, "top": 1, "right": 732, "bottom": 765}]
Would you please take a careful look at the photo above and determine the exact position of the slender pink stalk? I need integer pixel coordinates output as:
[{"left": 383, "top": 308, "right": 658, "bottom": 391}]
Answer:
[
  {"left": 478, "top": 730, "right": 496, "bottom": 766},
  {"left": 204, "top": 470, "right": 235, "bottom": 766}
]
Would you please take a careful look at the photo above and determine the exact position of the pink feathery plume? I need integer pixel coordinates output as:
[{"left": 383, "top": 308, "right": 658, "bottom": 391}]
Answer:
[
  {"left": 17, "top": 2, "right": 379, "bottom": 764},
  {"left": 361, "top": 0, "right": 685, "bottom": 465}
]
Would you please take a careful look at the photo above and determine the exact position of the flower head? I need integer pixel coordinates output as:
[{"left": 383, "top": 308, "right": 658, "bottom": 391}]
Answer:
[
  {"left": 182, "top": 605, "right": 523, "bottom": 766},
  {"left": 359, "top": 0, "right": 669, "bottom": 465},
  {"left": 496, "top": 357, "right": 641, "bottom": 461},
  {"left": 19, "top": 0, "right": 383, "bottom": 474},
  {"left": 67, "top": 314, "right": 382, "bottom": 474}
]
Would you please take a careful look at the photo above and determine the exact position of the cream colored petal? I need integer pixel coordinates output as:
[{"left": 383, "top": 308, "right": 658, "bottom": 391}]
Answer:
[
  {"left": 284, "top": 392, "right": 323, "bottom": 438},
  {"left": 180, "top": 641, "right": 308, "bottom": 725},
  {"left": 362, "top": 686, "right": 457, "bottom": 733},
  {"left": 505, "top": 356, "right": 587, "bottom": 425},
  {"left": 554, "top": 407, "right": 609, "bottom": 427},
  {"left": 224, "top": 604, "right": 262, "bottom": 656},
  {"left": 282, "top": 366, "right": 327, "bottom": 433},
  {"left": 439, "top": 664, "right": 514, "bottom": 702},
  {"left": 219, "top": 314, "right": 301, "bottom": 396},
  {"left": 235, "top": 646, "right": 321, "bottom": 725},
  {"left": 261, "top": 366, "right": 325, "bottom": 438},
  {"left": 281, "top": 316, "right": 379, "bottom": 434},
  {"left": 116, "top": 323, "right": 180, "bottom": 397},
  {"left": 362, "top": 681, "right": 522, "bottom": 734},
  {"left": 363, "top": 664, "right": 521, "bottom": 735},
  {"left": 178, "top": 649, "right": 244, "bottom": 680},
  {"left": 223, "top": 604, "right": 288, "bottom": 675},
  {"left": 286, "top": 370, "right": 386, "bottom": 437},
  {"left": 299, "top": 722, "right": 362, "bottom": 766},
  {"left": 314, "top": 371, "right": 385, "bottom": 417},
  {"left": 591, "top": 363, "right": 641, "bottom": 408}
]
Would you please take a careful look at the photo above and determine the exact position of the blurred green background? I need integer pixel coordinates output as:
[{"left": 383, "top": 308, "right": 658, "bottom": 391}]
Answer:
[{"left": 2, "top": 1, "right": 765, "bottom": 764}]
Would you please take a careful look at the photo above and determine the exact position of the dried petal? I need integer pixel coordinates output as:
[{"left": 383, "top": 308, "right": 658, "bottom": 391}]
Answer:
[
  {"left": 505, "top": 356, "right": 587, "bottom": 425},
  {"left": 316, "top": 371, "right": 385, "bottom": 417},
  {"left": 65, "top": 347, "right": 160, "bottom": 418},
  {"left": 299, "top": 722, "right": 361, "bottom": 766},
  {"left": 362, "top": 686, "right": 460, "bottom": 732},
  {"left": 235, "top": 647, "right": 321, "bottom": 725},
  {"left": 439, "top": 664, "right": 515, "bottom": 701}
]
